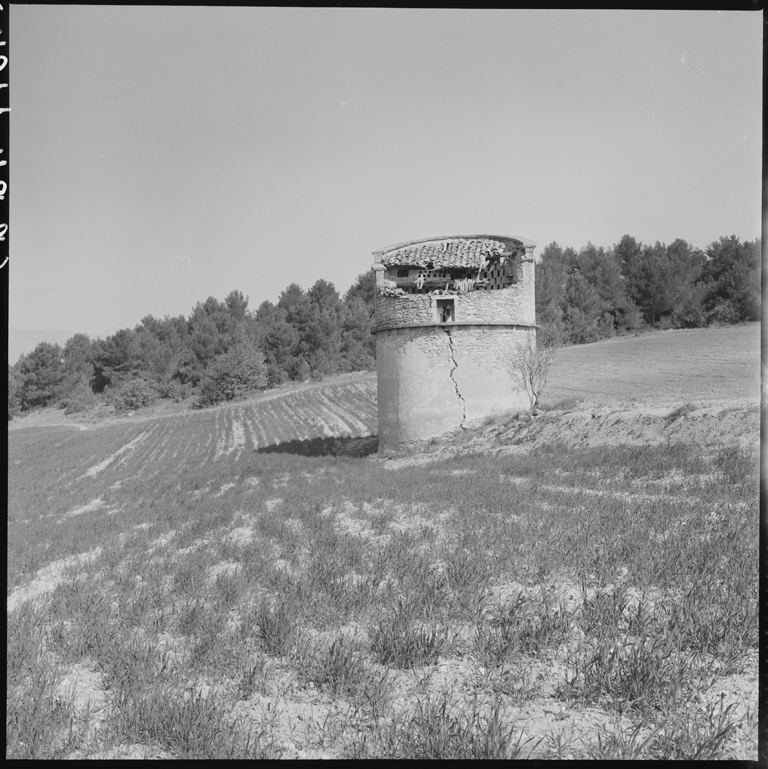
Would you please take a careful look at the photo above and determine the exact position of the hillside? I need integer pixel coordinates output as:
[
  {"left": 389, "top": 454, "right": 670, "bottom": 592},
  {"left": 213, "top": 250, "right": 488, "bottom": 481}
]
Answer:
[
  {"left": 439, "top": 323, "right": 761, "bottom": 462},
  {"left": 9, "top": 323, "right": 760, "bottom": 455},
  {"left": 7, "top": 324, "right": 759, "bottom": 760},
  {"left": 544, "top": 323, "right": 761, "bottom": 407}
]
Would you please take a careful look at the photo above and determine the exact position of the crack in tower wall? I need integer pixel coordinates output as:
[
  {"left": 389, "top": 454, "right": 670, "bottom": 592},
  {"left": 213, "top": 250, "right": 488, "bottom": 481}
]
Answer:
[{"left": 442, "top": 327, "right": 467, "bottom": 428}]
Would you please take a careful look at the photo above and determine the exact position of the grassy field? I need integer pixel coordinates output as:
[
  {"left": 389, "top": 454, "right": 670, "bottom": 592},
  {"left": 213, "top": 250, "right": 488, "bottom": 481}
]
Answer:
[
  {"left": 545, "top": 323, "right": 761, "bottom": 406},
  {"left": 6, "top": 325, "right": 760, "bottom": 759}
]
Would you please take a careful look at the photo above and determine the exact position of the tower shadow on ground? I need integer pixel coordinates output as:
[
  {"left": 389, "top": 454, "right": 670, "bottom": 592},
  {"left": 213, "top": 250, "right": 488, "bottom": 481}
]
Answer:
[{"left": 256, "top": 434, "right": 378, "bottom": 458}]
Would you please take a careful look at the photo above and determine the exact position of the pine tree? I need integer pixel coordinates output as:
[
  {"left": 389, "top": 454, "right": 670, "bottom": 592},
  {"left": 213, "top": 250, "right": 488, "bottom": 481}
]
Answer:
[
  {"left": 91, "top": 329, "right": 142, "bottom": 392},
  {"left": 704, "top": 236, "right": 760, "bottom": 323},
  {"left": 535, "top": 243, "right": 568, "bottom": 335},
  {"left": 16, "top": 342, "right": 65, "bottom": 410}
]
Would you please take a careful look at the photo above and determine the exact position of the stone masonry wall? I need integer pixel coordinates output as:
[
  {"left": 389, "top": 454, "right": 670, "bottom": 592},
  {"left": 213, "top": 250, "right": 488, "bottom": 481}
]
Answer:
[
  {"left": 374, "top": 260, "right": 535, "bottom": 331},
  {"left": 374, "top": 293, "right": 434, "bottom": 329},
  {"left": 376, "top": 324, "right": 534, "bottom": 450},
  {"left": 373, "top": 243, "right": 536, "bottom": 452}
]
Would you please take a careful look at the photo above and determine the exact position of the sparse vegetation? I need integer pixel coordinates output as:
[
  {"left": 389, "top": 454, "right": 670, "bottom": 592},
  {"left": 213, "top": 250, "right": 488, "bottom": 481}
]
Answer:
[
  {"left": 664, "top": 401, "right": 698, "bottom": 426},
  {"left": 254, "top": 599, "right": 294, "bottom": 657},
  {"left": 370, "top": 602, "right": 447, "bottom": 669},
  {"left": 373, "top": 695, "right": 540, "bottom": 759},
  {"left": 538, "top": 396, "right": 584, "bottom": 412},
  {"left": 6, "top": 327, "right": 758, "bottom": 759}
]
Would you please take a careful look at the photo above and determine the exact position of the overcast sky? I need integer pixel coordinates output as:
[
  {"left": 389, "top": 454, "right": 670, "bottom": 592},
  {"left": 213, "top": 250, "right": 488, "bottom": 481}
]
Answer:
[{"left": 10, "top": 7, "right": 762, "bottom": 339}]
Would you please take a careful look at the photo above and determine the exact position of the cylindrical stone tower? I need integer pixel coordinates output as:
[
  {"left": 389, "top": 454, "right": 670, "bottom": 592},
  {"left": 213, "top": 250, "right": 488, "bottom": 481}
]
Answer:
[{"left": 372, "top": 234, "right": 537, "bottom": 453}]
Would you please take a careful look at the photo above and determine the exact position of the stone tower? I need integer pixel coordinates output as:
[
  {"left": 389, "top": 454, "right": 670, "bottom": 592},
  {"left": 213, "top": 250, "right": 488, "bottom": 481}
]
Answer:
[{"left": 372, "top": 234, "right": 537, "bottom": 453}]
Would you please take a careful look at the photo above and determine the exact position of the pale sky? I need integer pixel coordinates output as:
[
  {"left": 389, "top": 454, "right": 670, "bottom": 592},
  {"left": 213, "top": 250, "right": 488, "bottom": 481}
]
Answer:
[{"left": 10, "top": 8, "right": 762, "bottom": 339}]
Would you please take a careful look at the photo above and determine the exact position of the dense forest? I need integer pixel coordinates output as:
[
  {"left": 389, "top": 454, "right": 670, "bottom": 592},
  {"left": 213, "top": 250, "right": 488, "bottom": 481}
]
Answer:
[{"left": 8, "top": 234, "right": 760, "bottom": 418}]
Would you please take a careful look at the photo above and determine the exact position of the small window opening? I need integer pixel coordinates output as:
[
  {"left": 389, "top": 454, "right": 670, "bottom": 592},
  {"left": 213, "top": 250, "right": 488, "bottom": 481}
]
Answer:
[
  {"left": 397, "top": 268, "right": 409, "bottom": 278},
  {"left": 436, "top": 298, "right": 455, "bottom": 323}
]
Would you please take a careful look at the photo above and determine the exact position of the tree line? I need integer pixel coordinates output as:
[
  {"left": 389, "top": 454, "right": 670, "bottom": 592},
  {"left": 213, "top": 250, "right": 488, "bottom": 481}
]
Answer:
[
  {"left": 536, "top": 234, "right": 760, "bottom": 344},
  {"left": 8, "top": 274, "right": 376, "bottom": 417},
  {"left": 8, "top": 234, "right": 759, "bottom": 418}
]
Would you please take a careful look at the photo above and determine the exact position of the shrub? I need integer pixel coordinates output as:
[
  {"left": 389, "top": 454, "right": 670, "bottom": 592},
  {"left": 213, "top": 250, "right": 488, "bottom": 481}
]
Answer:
[
  {"left": 596, "top": 312, "right": 617, "bottom": 338},
  {"left": 112, "top": 378, "right": 156, "bottom": 411},
  {"left": 61, "top": 379, "right": 98, "bottom": 414},
  {"left": 296, "top": 358, "right": 312, "bottom": 382},
  {"left": 196, "top": 342, "right": 268, "bottom": 408},
  {"left": 265, "top": 365, "right": 288, "bottom": 388},
  {"left": 195, "top": 377, "right": 221, "bottom": 409},
  {"left": 656, "top": 315, "right": 677, "bottom": 331},
  {"left": 707, "top": 300, "right": 740, "bottom": 325},
  {"left": 154, "top": 379, "right": 188, "bottom": 402},
  {"left": 344, "top": 350, "right": 375, "bottom": 372}
]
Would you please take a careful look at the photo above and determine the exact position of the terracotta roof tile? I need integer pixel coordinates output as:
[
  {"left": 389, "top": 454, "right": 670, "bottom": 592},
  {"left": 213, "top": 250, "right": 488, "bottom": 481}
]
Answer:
[{"left": 380, "top": 238, "right": 509, "bottom": 269}]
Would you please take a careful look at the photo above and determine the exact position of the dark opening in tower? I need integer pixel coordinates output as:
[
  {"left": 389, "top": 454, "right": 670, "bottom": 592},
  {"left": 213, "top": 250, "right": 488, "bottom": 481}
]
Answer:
[{"left": 436, "top": 298, "right": 455, "bottom": 323}]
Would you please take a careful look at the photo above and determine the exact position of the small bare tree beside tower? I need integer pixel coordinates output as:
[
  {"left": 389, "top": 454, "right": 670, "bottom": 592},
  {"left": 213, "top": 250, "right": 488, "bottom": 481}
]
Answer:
[{"left": 511, "top": 324, "right": 560, "bottom": 410}]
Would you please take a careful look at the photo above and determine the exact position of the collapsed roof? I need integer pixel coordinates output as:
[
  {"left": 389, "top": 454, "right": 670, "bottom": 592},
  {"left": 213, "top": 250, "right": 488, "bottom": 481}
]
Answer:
[{"left": 373, "top": 235, "right": 535, "bottom": 270}]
